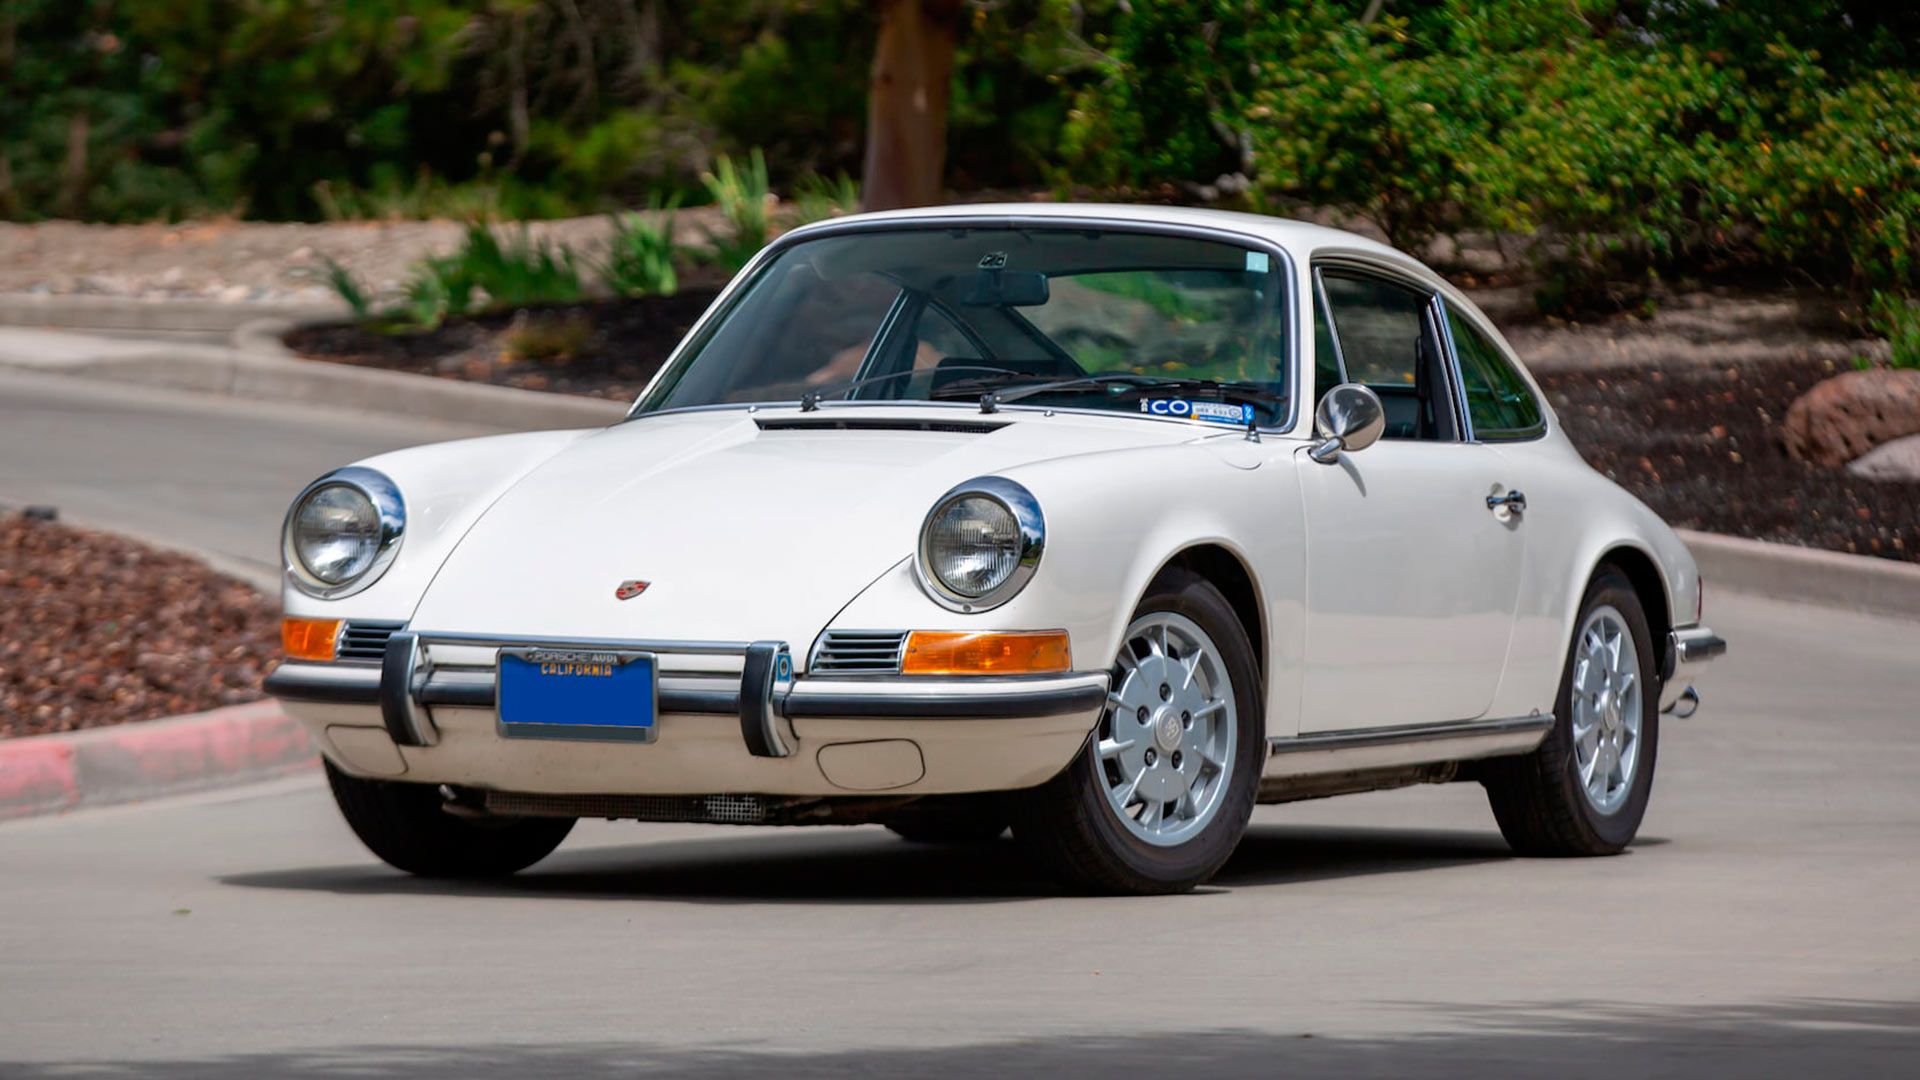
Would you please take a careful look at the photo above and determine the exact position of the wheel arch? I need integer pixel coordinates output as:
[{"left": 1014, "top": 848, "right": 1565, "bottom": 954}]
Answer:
[
  {"left": 1592, "top": 543, "right": 1673, "bottom": 667},
  {"left": 1150, "top": 542, "right": 1267, "bottom": 686}
]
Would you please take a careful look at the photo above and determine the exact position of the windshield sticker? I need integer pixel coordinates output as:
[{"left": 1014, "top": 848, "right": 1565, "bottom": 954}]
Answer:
[
  {"left": 978, "top": 251, "right": 1009, "bottom": 269},
  {"left": 1245, "top": 251, "right": 1270, "bottom": 274},
  {"left": 1140, "top": 398, "right": 1254, "bottom": 425}
]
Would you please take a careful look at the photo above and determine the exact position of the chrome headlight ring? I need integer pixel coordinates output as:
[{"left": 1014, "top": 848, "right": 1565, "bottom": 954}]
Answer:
[
  {"left": 914, "top": 476, "right": 1045, "bottom": 613},
  {"left": 281, "top": 466, "right": 406, "bottom": 599}
]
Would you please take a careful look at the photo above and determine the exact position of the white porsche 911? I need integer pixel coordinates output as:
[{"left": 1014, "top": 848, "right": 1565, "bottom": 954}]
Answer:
[{"left": 266, "top": 204, "right": 1724, "bottom": 894}]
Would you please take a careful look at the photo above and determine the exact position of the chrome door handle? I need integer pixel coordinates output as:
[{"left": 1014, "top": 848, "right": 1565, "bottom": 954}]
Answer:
[{"left": 1486, "top": 490, "right": 1526, "bottom": 514}]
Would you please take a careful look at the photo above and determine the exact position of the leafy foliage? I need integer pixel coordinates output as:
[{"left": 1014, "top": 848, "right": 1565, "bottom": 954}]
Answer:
[
  {"left": 793, "top": 172, "right": 861, "bottom": 226},
  {"left": 699, "top": 150, "right": 772, "bottom": 272},
  {"left": 9, "top": 0, "right": 1920, "bottom": 310},
  {"left": 600, "top": 200, "right": 682, "bottom": 298},
  {"left": 1871, "top": 292, "right": 1920, "bottom": 370},
  {"left": 1066, "top": 0, "right": 1920, "bottom": 305},
  {"left": 311, "top": 256, "right": 376, "bottom": 322}
]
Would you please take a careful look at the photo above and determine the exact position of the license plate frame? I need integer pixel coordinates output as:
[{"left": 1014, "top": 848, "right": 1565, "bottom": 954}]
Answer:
[{"left": 495, "top": 647, "right": 659, "bottom": 743}]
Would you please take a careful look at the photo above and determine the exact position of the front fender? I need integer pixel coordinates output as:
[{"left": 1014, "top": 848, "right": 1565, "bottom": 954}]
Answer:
[
  {"left": 281, "top": 428, "right": 596, "bottom": 622},
  {"left": 820, "top": 438, "right": 1308, "bottom": 736}
]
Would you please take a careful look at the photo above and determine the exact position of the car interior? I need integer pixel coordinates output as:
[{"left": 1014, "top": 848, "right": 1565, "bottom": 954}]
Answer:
[{"left": 1316, "top": 268, "right": 1460, "bottom": 441}]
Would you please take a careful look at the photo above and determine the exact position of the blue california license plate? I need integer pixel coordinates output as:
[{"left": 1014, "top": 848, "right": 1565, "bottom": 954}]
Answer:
[{"left": 496, "top": 648, "right": 658, "bottom": 743}]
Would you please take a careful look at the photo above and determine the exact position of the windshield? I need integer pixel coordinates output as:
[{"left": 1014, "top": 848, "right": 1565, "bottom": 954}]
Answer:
[{"left": 634, "top": 226, "right": 1290, "bottom": 426}]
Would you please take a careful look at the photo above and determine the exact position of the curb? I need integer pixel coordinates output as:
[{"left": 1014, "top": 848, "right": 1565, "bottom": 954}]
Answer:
[
  {"left": 0, "top": 329, "right": 628, "bottom": 431},
  {"left": 0, "top": 699, "right": 316, "bottom": 821},
  {"left": 0, "top": 291, "right": 346, "bottom": 336},
  {"left": 1678, "top": 528, "right": 1920, "bottom": 619}
]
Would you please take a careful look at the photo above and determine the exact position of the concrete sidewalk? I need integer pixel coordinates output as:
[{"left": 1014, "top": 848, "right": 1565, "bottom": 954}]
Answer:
[{"left": 0, "top": 324, "right": 627, "bottom": 430}]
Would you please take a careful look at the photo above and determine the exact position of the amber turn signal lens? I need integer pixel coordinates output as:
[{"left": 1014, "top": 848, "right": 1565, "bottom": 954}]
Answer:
[
  {"left": 282, "top": 617, "right": 342, "bottom": 661},
  {"left": 901, "top": 630, "right": 1071, "bottom": 675}
]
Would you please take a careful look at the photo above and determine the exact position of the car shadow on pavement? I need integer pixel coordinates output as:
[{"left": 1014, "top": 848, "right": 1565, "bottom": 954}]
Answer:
[
  {"left": 218, "top": 822, "right": 1519, "bottom": 905},
  {"left": 4, "top": 999, "right": 1914, "bottom": 1078}
]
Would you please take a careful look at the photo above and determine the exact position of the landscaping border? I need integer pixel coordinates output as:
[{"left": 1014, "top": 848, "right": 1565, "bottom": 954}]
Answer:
[
  {"left": 0, "top": 700, "right": 315, "bottom": 820},
  {"left": 0, "top": 314, "right": 627, "bottom": 430},
  {"left": 1677, "top": 528, "right": 1920, "bottom": 620}
]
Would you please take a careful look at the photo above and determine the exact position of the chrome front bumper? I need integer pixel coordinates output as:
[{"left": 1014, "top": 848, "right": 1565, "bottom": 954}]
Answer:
[
  {"left": 1659, "top": 625, "right": 1727, "bottom": 717},
  {"left": 263, "top": 628, "right": 1110, "bottom": 763}
]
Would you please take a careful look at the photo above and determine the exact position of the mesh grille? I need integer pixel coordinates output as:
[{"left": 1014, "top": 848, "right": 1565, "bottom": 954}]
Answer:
[
  {"left": 337, "top": 621, "right": 403, "bottom": 662},
  {"left": 809, "top": 630, "right": 907, "bottom": 675},
  {"left": 485, "top": 791, "right": 768, "bottom": 824}
]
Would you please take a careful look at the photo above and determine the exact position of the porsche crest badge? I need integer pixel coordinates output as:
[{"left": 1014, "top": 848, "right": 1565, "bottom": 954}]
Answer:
[{"left": 614, "top": 580, "right": 651, "bottom": 600}]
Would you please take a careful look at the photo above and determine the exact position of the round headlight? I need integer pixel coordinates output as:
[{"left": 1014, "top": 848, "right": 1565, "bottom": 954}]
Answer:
[
  {"left": 282, "top": 468, "right": 404, "bottom": 598},
  {"left": 916, "top": 478, "right": 1044, "bottom": 612}
]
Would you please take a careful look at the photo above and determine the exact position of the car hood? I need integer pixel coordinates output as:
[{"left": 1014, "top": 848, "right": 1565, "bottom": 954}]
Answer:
[{"left": 405, "top": 408, "right": 1196, "bottom": 654}]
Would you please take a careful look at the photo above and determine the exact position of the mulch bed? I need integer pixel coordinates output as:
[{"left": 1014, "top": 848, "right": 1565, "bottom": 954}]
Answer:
[
  {"left": 0, "top": 514, "right": 280, "bottom": 739},
  {"left": 285, "top": 292, "right": 720, "bottom": 402},
  {"left": 1541, "top": 357, "right": 1920, "bottom": 563}
]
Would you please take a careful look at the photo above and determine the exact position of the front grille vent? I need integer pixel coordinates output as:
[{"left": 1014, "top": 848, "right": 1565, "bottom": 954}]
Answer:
[
  {"left": 337, "top": 621, "right": 403, "bottom": 662},
  {"left": 809, "top": 630, "right": 908, "bottom": 675},
  {"left": 755, "top": 417, "right": 1006, "bottom": 435}
]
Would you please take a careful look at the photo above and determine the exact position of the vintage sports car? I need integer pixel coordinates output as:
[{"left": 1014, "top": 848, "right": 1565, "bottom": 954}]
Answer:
[{"left": 266, "top": 204, "right": 1725, "bottom": 894}]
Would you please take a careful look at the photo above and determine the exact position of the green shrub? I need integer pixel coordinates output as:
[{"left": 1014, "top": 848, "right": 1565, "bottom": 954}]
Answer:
[
  {"left": 1871, "top": 292, "right": 1920, "bottom": 370},
  {"left": 601, "top": 199, "right": 682, "bottom": 298},
  {"left": 399, "top": 224, "right": 584, "bottom": 329},
  {"left": 304, "top": 255, "right": 376, "bottom": 322},
  {"left": 700, "top": 150, "right": 773, "bottom": 273},
  {"left": 793, "top": 171, "right": 860, "bottom": 225}
]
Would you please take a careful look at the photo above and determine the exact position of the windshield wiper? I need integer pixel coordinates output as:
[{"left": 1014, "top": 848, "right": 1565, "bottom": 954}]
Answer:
[
  {"left": 797, "top": 365, "right": 1025, "bottom": 412},
  {"left": 979, "top": 373, "right": 1286, "bottom": 429}
]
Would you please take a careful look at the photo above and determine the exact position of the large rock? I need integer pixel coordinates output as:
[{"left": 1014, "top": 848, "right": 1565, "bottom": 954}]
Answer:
[
  {"left": 1781, "top": 368, "right": 1920, "bottom": 467},
  {"left": 1847, "top": 432, "right": 1920, "bottom": 481}
]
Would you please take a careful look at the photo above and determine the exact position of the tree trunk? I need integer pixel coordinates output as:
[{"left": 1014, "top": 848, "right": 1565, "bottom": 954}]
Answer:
[
  {"left": 860, "top": 0, "right": 961, "bottom": 212},
  {"left": 61, "top": 108, "right": 90, "bottom": 218}
]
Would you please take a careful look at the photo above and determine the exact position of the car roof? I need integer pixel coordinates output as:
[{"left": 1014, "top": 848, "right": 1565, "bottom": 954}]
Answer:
[{"left": 787, "top": 201, "right": 1417, "bottom": 268}]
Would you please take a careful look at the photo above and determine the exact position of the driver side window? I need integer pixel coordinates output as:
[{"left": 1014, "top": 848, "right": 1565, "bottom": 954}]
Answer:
[{"left": 1317, "top": 269, "right": 1458, "bottom": 442}]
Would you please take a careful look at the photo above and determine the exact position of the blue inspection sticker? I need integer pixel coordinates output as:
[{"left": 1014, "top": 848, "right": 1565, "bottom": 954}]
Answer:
[{"left": 1138, "top": 399, "right": 1254, "bottom": 425}]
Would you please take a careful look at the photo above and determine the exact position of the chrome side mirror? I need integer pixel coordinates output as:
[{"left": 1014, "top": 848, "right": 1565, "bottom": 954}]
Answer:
[{"left": 1309, "top": 383, "right": 1386, "bottom": 464}]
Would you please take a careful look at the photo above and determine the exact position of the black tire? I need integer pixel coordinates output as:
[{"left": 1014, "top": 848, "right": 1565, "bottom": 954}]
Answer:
[
  {"left": 1013, "top": 568, "right": 1264, "bottom": 894},
  {"left": 884, "top": 820, "right": 1009, "bottom": 845},
  {"left": 1485, "top": 566, "right": 1661, "bottom": 856},
  {"left": 324, "top": 760, "right": 575, "bottom": 878}
]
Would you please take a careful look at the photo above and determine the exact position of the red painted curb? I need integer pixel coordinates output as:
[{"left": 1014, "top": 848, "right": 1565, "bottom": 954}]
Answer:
[
  {"left": 0, "top": 698, "right": 316, "bottom": 820},
  {"left": 0, "top": 739, "right": 78, "bottom": 818}
]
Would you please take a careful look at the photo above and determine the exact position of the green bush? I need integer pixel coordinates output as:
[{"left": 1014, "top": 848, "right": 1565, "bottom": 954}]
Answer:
[
  {"left": 793, "top": 172, "right": 860, "bottom": 226},
  {"left": 1871, "top": 292, "right": 1920, "bottom": 370},
  {"left": 1063, "top": 2, "right": 1920, "bottom": 308},
  {"left": 700, "top": 150, "right": 772, "bottom": 273},
  {"left": 397, "top": 224, "right": 583, "bottom": 329},
  {"left": 600, "top": 200, "right": 682, "bottom": 298},
  {"left": 310, "top": 256, "right": 375, "bottom": 322}
]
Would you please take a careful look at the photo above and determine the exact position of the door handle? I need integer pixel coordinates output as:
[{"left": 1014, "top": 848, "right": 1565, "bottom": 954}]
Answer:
[{"left": 1486, "top": 490, "right": 1526, "bottom": 514}]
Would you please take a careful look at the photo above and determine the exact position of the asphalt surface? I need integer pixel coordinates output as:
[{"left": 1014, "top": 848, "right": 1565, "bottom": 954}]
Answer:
[
  {"left": 2, "top": 369, "right": 1916, "bottom": 1076},
  {"left": 0, "top": 367, "right": 496, "bottom": 588}
]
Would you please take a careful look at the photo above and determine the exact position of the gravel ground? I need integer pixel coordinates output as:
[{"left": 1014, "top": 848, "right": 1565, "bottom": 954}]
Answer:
[
  {"left": 0, "top": 209, "right": 728, "bottom": 306},
  {"left": 0, "top": 513, "right": 279, "bottom": 738},
  {"left": 1542, "top": 356, "right": 1920, "bottom": 562}
]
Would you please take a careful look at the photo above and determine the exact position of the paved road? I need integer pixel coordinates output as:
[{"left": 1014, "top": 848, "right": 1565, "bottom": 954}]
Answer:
[
  {"left": 1, "top": 588, "right": 1915, "bottom": 1076},
  {"left": 0, "top": 368, "right": 497, "bottom": 588}
]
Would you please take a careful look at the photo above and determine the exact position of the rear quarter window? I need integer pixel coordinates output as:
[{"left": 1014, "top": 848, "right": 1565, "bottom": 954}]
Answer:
[{"left": 1447, "top": 309, "right": 1545, "bottom": 440}]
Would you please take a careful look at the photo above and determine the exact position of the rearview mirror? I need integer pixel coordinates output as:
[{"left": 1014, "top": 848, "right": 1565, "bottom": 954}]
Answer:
[
  {"left": 962, "top": 270, "right": 1049, "bottom": 307},
  {"left": 1309, "top": 383, "right": 1386, "bottom": 464}
]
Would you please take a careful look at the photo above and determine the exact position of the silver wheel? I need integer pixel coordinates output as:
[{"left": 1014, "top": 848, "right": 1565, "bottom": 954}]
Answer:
[
  {"left": 1570, "top": 604, "right": 1643, "bottom": 815},
  {"left": 1096, "top": 612, "right": 1238, "bottom": 847}
]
